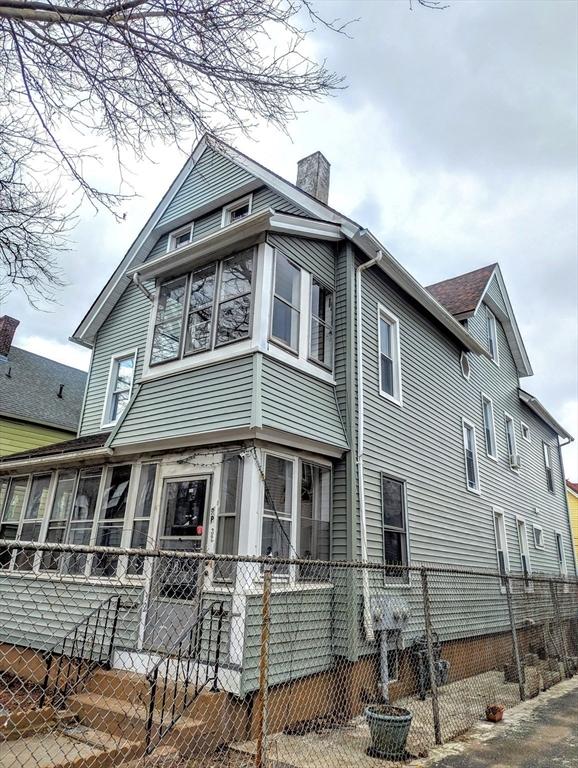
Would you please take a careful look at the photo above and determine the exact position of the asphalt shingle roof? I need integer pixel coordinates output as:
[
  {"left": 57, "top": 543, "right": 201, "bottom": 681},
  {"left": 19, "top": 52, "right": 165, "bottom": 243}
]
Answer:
[
  {"left": 0, "top": 431, "right": 110, "bottom": 464},
  {"left": 0, "top": 346, "right": 87, "bottom": 432},
  {"left": 426, "top": 264, "right": 497, "bottom": 318}
]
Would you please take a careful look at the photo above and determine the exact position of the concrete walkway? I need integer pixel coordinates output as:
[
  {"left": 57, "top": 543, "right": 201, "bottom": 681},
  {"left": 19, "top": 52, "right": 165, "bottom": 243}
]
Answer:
[{"left": 424, "top": 677, "right": 578, "bottom": 768}]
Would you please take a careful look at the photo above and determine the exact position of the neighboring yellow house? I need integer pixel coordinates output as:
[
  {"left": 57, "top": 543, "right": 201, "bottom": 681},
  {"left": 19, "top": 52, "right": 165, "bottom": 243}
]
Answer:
[
  {"left": 567, "top": 480, "right": 578, "bottom": 566},
  {"left": 0, "top": 316, "right": 86, "bottom": 456}
]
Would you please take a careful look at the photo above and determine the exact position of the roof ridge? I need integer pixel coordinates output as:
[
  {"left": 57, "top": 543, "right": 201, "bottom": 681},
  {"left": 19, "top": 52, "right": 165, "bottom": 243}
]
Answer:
[{"left": 425, "top": 263, "right": 498, "bottom": 290}]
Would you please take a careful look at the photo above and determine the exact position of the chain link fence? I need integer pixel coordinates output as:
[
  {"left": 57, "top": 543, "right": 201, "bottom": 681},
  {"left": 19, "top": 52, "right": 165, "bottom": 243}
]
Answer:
[{"left": 0, "top": 540, "right": 576, "bottom": 767}]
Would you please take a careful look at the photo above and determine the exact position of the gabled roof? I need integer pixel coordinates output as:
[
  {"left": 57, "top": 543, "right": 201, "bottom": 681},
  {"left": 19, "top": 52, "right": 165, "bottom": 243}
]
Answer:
[
  {"left": 426, "top": 264, "right": 497, "bottom": 319},
  {"left": 0, "top": 347, "right": 86, "bottom": 432},
  {"left": 519, "top": 388, "right": 573, "bottom": 442},
  {"left": 71, "top": 136, "right": 488, "bottom": 359},
  {"left": 427, "top": 263, "right": 532, "bottom": 377}
]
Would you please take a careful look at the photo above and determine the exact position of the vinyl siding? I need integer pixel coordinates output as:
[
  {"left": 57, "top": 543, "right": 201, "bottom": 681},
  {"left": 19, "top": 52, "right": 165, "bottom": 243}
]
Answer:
[
  {"left": 0, "top": 574, "right": 142, "bottom": 652},
  {"left": 260, "top": 357, "right": 348, "bottom": 450},
  {"left": 267, "top": 233, "right": 335, "bottom": 288},
  {"left": 79, "top": 280, "right": 151, "bottom": 436},
  {"left": 485, "top": 274, "right": 508, "bottom": 315},
  {"left": 0, "top": 418, "right": 74, "bottom": 457},
  {"left": 110, "top": 356, "right": 254, "bottom": 447}
]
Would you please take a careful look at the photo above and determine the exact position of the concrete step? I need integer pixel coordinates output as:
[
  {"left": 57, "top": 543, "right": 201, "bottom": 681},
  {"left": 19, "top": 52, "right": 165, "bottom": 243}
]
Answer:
[{"left": 0, "top": 728, "right": 141, "bottom": 768}]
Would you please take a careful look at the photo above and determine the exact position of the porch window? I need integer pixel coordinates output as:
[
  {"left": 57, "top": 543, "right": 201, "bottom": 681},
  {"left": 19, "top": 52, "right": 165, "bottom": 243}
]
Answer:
[
  {"left": 151, "top": 248, "right": 254, "bottom": 365},
  {"left": 92, "top": 465, "right": 132, "bottom": 576},
  {"left": 214, "top": 454, "right": 242, "bottom": 581},
  {"left": 14, "top": 474, "right": 51, "bottom": 571},
  {"left": 381, "top": 476, "right": 408, "bottom": 580},
  {"left": 42, "top": 470, "right": 76, "bottom": 572},
  {"left": 127, "top": 463, "right": 158, "bottom": 575},
  {"left": 62, "top": 468, "right": 102, "bottom": 576},
  {"left": 309, "top": 279, "right": 334, "bottom": 369},
  {"left": 271, "top": 251, "right": 301, "bottom": 351},
  {"left": 261, "top": 455, "right": 293, "bottom": 569},
  {"left": 0, "top": 477, "right": 29, "bottom": 568}
]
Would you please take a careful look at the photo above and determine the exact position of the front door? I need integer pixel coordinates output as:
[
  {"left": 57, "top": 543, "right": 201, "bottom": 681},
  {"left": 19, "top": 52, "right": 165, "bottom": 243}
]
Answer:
[{"left": 144, "top": 476, "right": 210, "bottom": 651}]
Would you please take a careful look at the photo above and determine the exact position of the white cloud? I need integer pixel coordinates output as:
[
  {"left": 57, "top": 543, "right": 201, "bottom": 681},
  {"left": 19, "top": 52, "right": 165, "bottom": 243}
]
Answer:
[{"left": 19, "top": 335, "right": 91, "bottom": 372}]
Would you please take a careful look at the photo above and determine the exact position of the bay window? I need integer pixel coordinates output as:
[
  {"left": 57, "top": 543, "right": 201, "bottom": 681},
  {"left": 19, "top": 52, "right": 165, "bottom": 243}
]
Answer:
[
  {"left": 150, "top": 248, "right": 254, "bottom": 365},
  {"left": 271, "top": 252, "right": 301, "bottom": 351}
]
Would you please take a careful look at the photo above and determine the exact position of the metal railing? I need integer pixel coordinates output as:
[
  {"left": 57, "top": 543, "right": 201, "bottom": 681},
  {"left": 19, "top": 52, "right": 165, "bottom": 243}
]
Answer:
[
  {"left": 39, "top": 594, "right": 121, "bottom": 710},
  {"left": 145, "top": 599, "right": 226, "bottom": 754}
]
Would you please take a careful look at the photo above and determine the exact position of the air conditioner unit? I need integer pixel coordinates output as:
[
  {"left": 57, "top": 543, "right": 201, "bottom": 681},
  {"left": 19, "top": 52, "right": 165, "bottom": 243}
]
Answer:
[{"left": 509, "top": 453, "right": 521, "bottom": 470}]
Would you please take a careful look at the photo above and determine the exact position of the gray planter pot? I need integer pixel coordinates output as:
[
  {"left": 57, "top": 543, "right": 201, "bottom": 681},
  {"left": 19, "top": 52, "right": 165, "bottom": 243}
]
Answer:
[{"left": 365, "top": 705, "right": 413, "bottom": 760}]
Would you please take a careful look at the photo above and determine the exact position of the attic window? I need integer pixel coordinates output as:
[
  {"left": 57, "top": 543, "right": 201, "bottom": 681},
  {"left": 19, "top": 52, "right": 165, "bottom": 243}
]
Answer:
[
  {"left": 168, "top": 224, "right": 193, "bottom": 251},
  {"left": 222, "top": 194, "right": 252, "bottom": 226},
  {"left": 485, "top": 307, "right": 499, "bottom": 365}
]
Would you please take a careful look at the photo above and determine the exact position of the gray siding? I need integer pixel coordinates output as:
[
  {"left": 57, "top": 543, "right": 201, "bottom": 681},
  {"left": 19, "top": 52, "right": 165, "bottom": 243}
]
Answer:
[
  {"left": 158, "top": 147, "right": 255, "bottom": 227},
  {"left": 267, "top": 233, "right": 335, "bottom": 288},
  {"left": 111, "top": 356, "right": 254, "bottom": 447},
  {"left": 0, "top": 574, "right": 142, "bottom": 652},
  {"left": 485, "top": 274, "right": 508, "bottom": 314},
  {"left": 79, "top": 281, "right": 151, "bottom": 435},
  {"left": 260, "top": 357, "right": 348, "bottom": 450}
]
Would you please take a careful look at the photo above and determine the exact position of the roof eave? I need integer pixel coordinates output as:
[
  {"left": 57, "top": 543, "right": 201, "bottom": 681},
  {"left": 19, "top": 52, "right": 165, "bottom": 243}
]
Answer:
[
  {"left": 519, "top": 388, "right": 573, "bottom": 442},
  {"left": 0, "top": 446, "right": 113, "bottom": 474}
]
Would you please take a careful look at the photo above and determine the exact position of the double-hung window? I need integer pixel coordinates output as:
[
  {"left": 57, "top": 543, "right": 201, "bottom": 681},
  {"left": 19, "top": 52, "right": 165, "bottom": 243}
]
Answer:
[
  {"left": 462, "top": 420, "right": 480, "bottom": 493},
  {"left": 516, "top": 517, "right": 532, "bottom": 592},
  {"left": 504, "top": 413, "right": 519, "bottom": 469},
  {"left": 104, "top": 351, "right": 136, "bottom": 426},
  {"left": 271, "top": 252, "right": 301, "bottom": 352},
  {"left": 92, "top": 465, "right": 132, "bottom": 577},
  {"left": 0, "top": 477, "right": 29, "bottom": 568},
  {"left": 481, "top": 395, "right": 497, "bottom": 459},
  {"left": 486, "top": 307, "right": 499, "bottom": 364},
  {"left": 555, "top": 531, "right": 568, "bottom": 579},
  {"left": 309, "top": 279, "right": 333, "bottom": 368},
  {"left": 127, "top": 463, "right": 158, "bottom": 576},
  {"left": 381, "top": 476, "right": 409, "bottom": 581},
  {"left": 543, "top": 442, "right": 554, "bottom": 493},
  {"left": 493, "top": 508, "right": 509, "bottom": 592},
  {"left": 150, "top": 248, "right": 254, "bottom": 365},
  {"left": 14, "top": 474, "right": 51, "bottom": 571},
  {"left": 378, "top": 307, "right": 402, "bottom": 404}
]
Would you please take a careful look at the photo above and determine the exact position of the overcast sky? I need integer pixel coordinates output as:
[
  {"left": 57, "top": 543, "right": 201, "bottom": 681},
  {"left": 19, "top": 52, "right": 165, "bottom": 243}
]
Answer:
[{"left": 3, "top": 0, "right": 577, "bottom": 477}]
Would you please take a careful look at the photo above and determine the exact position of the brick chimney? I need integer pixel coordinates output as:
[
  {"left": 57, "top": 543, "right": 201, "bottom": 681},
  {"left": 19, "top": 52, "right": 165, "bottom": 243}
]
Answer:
[
  {"left": 296, "top": 152, "right": 330, "bottom": 204},
  {"left": 0, "top": 316, "right": 20, "bottom": 357}
]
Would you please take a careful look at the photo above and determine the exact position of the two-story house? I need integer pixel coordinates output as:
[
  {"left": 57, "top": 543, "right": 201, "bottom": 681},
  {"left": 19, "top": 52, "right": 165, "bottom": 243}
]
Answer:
[{"left": 0, "top": 137, "right": 574, "bottom": 703}]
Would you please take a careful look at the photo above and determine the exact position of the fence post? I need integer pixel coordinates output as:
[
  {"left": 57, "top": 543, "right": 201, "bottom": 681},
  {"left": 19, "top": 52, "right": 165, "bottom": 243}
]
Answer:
[
  {"left": 505, "top": 577, "right": 525, "bottom": 701},
  {"left": 420, "top": 568, "right": 442, "bottom": 746},
  {"left": 549, "top": 580, "right": 571, "bottom": 679},
  {"left": 255, "top": 565, "right": 272, "bottom": 768}
]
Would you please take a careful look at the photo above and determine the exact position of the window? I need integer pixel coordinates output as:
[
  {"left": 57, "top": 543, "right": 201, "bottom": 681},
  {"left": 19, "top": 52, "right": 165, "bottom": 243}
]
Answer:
[
  {"left": 532, "top": 524, "right": 544, "bottom": 550},
  {"left": 555, "top": 531, "right": 568, "bottom": 577},
  {"left": 381, "top": 476, "right": 408, "bottom": 581},
  {"left": 92, "top": 466, "right": 132, "bottom": 576},
  {"left": 504, "top": 413, "right": 519, "bottom": 469},
  {"left": 103, "top": 351, "right": 136, "bottom": 426},
  {"left": 42, "top": 471, "right": 76, "bottom": 572},
  {"left": 543, "top": 442, "right": 554, "bottom": 493},
  {"left": 168, "top": 224, "right": 193, "bottom": 251},
  {"left": 14, "top": 474, "right": 51, "bottom": 571},
  {"left": 127, "top": 463, "right": 158, "bottom": 576},
  {"left": 516, "top": 518, "right": 532, "bottom": 592},
  {"left": 493, "top": 508, "right": 509, "bottom": 592},
  {"left": 378, "top": 308, "right": 402, "bottom": 404},
  {"left": 222, "top": 195, "right": 252, "bottom": 226},
  {"left": 481, "top": 395, "right": 497, "bottom": 459},
  {"left": 460, "top": 351, "right": 471, "bottom": 380},
  {"left": 462, "top": 420, "right": 480, "bottom": 493},
  {"left": 62, "top": 468, "right": 103, "bottom": 576},
  {"left": 150, "top": 248, "right": 255, "bottom": 365},
  {"left": 521, "top": 422, "right": 531, "bottom": 442},
  {"left": 260, "top": 454, "right": 330, "bottom": 580},
  {"left": 486, "top": 307, "right": 499, "bottom": 364},
  {"left": 214, "top": 455, "right": 242, "bottom": 582},
  {"left": 271, "top": 252, "right": 301, "bottom": 351},
  {"left": 309, "top": 279, "right": 334, "bottom": 369},
  {"left": 0, "top": 477, "right": 29, "bottom": 568}
]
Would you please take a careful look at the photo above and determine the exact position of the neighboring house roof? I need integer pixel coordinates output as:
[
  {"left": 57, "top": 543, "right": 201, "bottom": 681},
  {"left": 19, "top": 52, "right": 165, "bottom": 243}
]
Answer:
[
  {"left": 0, "top": 432, "right": 110, "bottom": 470},
  {"left": 425, "top": 264, "right": 497, "bottom": 318},
  {"left": 71, "top": 136, "right": 488, "bottom": 360},
  {"left": 567, "top": 480, "right": 578, "bottom": 496},
  {"left": 519, "top": 388, "right": 574, "bottom": 442},
  {"left": 0, "top": 347, "right": 86, "bottom": 432}
]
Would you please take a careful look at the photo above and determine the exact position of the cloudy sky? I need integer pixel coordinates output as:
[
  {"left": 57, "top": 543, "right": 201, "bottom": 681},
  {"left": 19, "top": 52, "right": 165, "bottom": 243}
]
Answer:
[{"left": 3, "top": 0, "right": 577, "bottom": 476}]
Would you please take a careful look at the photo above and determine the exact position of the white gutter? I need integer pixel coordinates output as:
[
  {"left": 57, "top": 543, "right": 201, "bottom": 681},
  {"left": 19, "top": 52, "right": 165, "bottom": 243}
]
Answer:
[
  {"left": 0, "top": 447, "right": 112, "bottom": 473},
  {"left": 356, "top": 246, "right": 383, "bottom": 643},
  {"left": 519, "top": 389, "right": 574, "bottom": 442}
]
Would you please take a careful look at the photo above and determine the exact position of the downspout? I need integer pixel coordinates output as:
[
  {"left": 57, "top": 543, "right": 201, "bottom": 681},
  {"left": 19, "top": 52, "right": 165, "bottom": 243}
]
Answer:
[
  {"left": 132, "top": 272, "right": 154, "bottom": 302},
  {"left": 356, "top": 245, "right": 383, "bottom": 643}
]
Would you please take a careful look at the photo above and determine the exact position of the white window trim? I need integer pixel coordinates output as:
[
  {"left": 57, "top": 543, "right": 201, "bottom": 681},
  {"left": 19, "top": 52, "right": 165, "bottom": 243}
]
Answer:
[
  {"left": 481, "top": 392, "right": 498, "bottom": 461},
  {"left": 554, "top": 529, "right": 568, "bottom": 577},
  {"left": 221, "top": 193, "right": 253, "bottom": 227},
  {"left": 269, "top": 249, "right": 303, "bottom": 355},
  {"left": 486, "top": 306, "right": 500, "bottom": 366},
  {"left": 308, "top": 276, "right": 335, "bottom": 372},
  {"left": 492, "top": 507, "right": 510, "bottom": 593},
  {"left": 460, "top": 351, "right": 471, "bottom": 381},
  {"left": 462, "top": 418, "right": 481, "bottom": 494},
  {"left": 167, "top": 223, "right": 194, "bottom": 252},
  {"left": 543, "top": 441, "right": 555, "bottom": 494},
  {"left": 515, "top": 515, "right": 533, "bottom": 593},
  {"left": 101, "top": 348, "right": 138, "bottom": 429},
  {"left": 504, "top": 411, "right": 519, "bottom": 472},
  {"left": 532, "top": 524, "right": 544, "bottom": 550},
  {"left": 520, "top": 421, "right": 531, "bottom": 443},
  {"left": 377, "top": 304, "right": 403, "bottom": 407}
]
